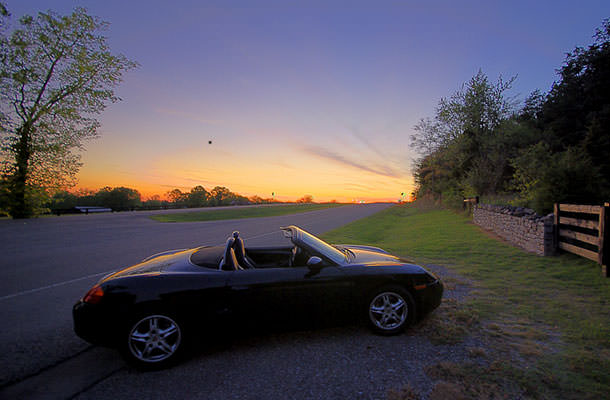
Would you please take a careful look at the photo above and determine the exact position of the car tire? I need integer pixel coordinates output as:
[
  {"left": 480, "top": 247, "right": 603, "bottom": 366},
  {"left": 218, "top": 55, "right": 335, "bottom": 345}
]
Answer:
[
  {"left": 121, "top": 312, "right": 185, "bottom": 369},
  {"left": 365, "top": 286, "right": 415, "bottom": 335}
]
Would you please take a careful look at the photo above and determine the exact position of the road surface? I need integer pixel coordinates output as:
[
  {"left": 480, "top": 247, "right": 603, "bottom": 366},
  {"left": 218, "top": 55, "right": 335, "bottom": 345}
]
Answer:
[{"left": 0, "top": 203, "right": 394, "bottom": 398}]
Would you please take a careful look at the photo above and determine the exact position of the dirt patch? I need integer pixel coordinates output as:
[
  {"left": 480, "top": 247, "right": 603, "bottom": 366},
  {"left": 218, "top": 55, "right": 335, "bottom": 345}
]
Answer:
[{"left": 393, "top": 264, "right": 564, "bottom": 399}]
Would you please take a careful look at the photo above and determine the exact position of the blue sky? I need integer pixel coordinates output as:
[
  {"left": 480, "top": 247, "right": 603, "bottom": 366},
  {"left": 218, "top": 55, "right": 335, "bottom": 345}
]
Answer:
[{"left": 5, "top": 1, "right": 610, "bottom": 201}]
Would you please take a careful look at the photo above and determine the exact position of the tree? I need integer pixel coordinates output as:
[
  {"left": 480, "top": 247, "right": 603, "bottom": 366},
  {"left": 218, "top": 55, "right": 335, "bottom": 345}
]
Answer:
[
  {"left": 0, "top": 3, "right": 8, "bottom": 31},
  {"left": 209, "top": 186, "right": 233, "bottom": 206},
  {"left": 411, "top": 70, "right": 515, "bottom": 157},
  {"left": 142, "top": 194, "right": 167, "bottom": 209},
  {"left": 166, "top": 188, "right": 187, "bottom": 206},
  {"left": 49, "top": 189, "right": 78, "bottom": 210},
  {"left": 94, "top": 186, "right": 141, "bottom": 210},
  {"left": 410, "top": 71, "right": 517, "bottom": 200},
  {"left": 296, "top": 194, "right": 314, "bottom": 203},
  {"left": 186, "top": 185, "right": 209, "bottom": 207},
  {"left": 510, "top": 20, "right": 610, "bottom": 212},
  {"left": 0, "top": 7, "right": 137, "bottom": 218},
  {"left": 512, "top": 144, "right": 600, "bottom": 212},
  {"left": 248, "top": 195, "right": 264, "bottom": 204}
]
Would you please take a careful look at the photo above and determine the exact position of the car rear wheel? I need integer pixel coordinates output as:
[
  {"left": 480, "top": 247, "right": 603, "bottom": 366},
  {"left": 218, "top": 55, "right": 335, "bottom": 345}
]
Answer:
[
  {"left": 123, "top": 313, "right": 183, "bottom": 369},
  {"left": 366, "top": 286, "right": 414, "bottom": 335}
]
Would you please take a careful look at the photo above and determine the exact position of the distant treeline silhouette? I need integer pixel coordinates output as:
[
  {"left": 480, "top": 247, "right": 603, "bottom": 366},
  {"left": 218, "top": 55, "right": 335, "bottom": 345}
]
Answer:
[
  {"left": 48, "top": 185, "right": 278, "bottom": 213},
  {"left": 46, "top": 186, "right": 317, "bottom": 213}
]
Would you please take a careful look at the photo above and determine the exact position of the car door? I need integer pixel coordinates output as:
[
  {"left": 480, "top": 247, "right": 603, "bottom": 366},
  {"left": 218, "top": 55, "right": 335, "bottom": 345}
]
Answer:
[
  {"left": 226, "top": 267, "right": 301, "bottom": 326},
  {"left": 290, "top": 263, "right": 356, "bottom": 325}
]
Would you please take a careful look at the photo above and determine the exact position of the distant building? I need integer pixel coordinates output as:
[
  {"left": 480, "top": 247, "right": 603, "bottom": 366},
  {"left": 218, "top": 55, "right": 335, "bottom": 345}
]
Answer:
[{"left": 75, "top": 206, "right": 112, "bottom": 214}]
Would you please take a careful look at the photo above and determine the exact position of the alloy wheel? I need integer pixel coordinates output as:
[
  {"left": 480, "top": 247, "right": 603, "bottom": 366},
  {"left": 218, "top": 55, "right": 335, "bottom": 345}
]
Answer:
[
  {"left": 369, "top": 291, "right": 408, "bottom": 331},
  {"left": 128, "top": 315, "right": 182, "bottom": 363}
]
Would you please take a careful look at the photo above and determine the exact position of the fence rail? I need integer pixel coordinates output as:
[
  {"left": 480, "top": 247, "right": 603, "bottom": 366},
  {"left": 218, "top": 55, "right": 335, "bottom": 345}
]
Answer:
[
  {"left": 554, "top": 202, "right": 609, "bottom": 277},
  {"left": 463, "top": 196, "right": 479, "bottom": 211}
]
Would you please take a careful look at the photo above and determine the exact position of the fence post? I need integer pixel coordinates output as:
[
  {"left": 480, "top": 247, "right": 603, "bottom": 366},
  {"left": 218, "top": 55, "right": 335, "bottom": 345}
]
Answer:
[
  {"left": 553, "top": 203, "right": 560, "bottom": 252},
  {"left": 601, "top": 202, "right": 609, "bottom": 277}
]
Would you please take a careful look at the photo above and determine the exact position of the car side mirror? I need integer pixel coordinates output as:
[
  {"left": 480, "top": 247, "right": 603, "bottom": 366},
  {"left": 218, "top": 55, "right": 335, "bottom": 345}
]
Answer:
[{"left": 306, "top": 256, "right": 323, "bottom": 268}]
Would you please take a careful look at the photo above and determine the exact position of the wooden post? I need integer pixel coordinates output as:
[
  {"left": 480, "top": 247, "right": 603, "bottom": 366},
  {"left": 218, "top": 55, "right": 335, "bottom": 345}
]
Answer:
[
  {"left": 554, "top": 203, "right": 560, "bottom": 253},
  {"left": 601, "top": 202, "right": 609, "bottom": 277}
]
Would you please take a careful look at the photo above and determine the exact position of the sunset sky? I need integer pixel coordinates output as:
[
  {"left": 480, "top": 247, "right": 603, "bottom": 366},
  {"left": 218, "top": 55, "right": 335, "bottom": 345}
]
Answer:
[{"left": 7, "top": 1, "right": 610, "bottom": 202}]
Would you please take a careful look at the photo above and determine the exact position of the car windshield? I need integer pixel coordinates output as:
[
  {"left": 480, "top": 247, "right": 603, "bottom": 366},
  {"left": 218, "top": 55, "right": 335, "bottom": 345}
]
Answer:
[{"left": 299, "top": 229, "right": 347, "bottom": 264}]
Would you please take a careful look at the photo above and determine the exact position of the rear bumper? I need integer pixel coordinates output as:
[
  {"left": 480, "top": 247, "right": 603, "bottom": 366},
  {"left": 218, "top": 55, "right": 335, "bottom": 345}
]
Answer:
[{"left": 73, "top": 301, "right": 120, "bottom": 347}]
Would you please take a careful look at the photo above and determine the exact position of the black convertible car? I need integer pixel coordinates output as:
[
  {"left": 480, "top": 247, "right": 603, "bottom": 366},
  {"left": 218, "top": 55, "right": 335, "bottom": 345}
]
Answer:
[{"left": 73, "top": 225, "right": 443, "bottom": 368}]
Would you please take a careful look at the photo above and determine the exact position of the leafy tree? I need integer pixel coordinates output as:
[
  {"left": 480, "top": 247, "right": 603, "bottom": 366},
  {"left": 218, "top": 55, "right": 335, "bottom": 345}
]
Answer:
[
  {"left": 248, "top": 195, "right": 265, "bottom": 204},
  {"left": 94, "top": 186, "right": 141, "bottom": 210},
  {"left": 411, "top": 71, "right": 517, "bottom": 200},
  {"left": 186, "top": 185, "right": 209, "bottom": 207},
  {"left": 0, "top": 7, "right": 137, "bottom": 218},
  {"left": 142, "top": 194, "right": 168, "bottom": 208},
  {"left": 49, "top": 189, "right": 78, "bottom": 210},
  {"left": 232, "top": 195, "right": 250, "bottom": 205},
  {"left": 511, "top": 19, "right": 610, "bottom": 211},
  {"left": 411, "top": 70, "right": 515, "bottom": 156},
  {"left": 0, "top": 2, "right": 8, "bottom": 32},
  {"left": 296, "top": 194, "right": 314, "bottom": 203},
  {"left": 166, "top": 188, "right": 187, "bottom": 206},
  {"left": 209, "top": 186, "right": 233, "bottom": 206},
  {"left": 512, "top": 144, "right": 600, "bottom": 212}
]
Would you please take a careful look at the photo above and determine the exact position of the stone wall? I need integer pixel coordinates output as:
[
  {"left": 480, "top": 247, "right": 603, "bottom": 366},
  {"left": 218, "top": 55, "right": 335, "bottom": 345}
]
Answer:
[{"left": 473, "top": 204, "right": 555, "bottom": 256}]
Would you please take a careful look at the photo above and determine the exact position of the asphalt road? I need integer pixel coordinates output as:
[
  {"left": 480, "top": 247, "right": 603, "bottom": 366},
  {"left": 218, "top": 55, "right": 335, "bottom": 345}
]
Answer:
[{"left": 0, "top": 203, "right": 393, "bottom": 398}]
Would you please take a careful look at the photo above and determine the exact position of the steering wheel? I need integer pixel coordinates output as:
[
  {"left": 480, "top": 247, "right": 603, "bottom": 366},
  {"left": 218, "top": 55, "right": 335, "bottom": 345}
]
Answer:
[{"left": 289, "top": 246, "right": 300, "bottom": 267}]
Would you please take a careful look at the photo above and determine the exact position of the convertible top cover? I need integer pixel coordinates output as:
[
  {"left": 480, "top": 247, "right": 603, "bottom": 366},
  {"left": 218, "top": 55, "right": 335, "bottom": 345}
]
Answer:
[{"left": 190, "top": 246, "right": 224, "bottom": 269}]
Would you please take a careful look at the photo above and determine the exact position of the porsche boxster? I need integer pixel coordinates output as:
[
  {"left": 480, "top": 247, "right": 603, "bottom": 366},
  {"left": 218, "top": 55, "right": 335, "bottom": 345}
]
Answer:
[{"left": 73, "top": 225, "right": 443, "bottom": 368}]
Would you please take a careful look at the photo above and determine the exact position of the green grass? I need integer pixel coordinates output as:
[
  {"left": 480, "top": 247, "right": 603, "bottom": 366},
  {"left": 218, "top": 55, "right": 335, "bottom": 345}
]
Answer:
[
  {"left": 150, "top": 203, "right": 343, "bottom": 222},
  {"left": 321, "top": 204, "right": 610, "bottom": 399}
]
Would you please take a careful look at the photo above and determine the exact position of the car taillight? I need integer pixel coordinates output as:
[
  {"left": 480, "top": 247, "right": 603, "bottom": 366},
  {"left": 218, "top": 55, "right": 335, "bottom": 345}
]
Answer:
[{"left": 83, "top": 284, "right": 104, "bottom": 304}]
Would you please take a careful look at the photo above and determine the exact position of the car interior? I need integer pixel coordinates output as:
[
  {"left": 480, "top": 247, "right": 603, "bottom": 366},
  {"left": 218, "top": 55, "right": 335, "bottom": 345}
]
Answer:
[{"left": 190, "top": 231, "right": 311, "bottom": 271}]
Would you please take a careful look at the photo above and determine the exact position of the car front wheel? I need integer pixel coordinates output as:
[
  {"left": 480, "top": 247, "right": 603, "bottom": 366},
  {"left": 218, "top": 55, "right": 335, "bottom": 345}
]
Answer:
[
  {"left": 366, "top": 286, "right": 415, "bottom": 335},
  {"left": 123, "top": 313, "right": 183, "bottom": 369}
]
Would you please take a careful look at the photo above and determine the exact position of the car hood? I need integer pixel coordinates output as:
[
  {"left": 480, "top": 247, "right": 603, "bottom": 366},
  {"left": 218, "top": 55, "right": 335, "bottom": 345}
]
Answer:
[{"left": 101, "top": 249, "right": 195, "bottom": 281}]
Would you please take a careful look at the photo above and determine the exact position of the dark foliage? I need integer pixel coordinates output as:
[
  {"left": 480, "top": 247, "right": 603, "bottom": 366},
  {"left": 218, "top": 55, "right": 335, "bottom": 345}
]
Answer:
[{"left": 412, "top": 20, "right": 610, "bottom": 213}]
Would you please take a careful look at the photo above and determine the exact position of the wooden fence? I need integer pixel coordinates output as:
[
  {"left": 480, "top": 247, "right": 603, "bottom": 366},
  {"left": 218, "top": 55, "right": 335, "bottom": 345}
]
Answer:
[
  {"left": 463, "top": 196, "right": 479, "bottom": 211},
  {"left": 554, "top": 202, "right": 609, "bottom": 277}
]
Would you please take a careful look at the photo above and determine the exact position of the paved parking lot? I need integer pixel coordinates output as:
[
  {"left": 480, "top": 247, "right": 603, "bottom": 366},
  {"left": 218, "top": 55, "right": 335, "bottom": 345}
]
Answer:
[{"left": 2, "top": 203, "right": 435, "bottom": 399}]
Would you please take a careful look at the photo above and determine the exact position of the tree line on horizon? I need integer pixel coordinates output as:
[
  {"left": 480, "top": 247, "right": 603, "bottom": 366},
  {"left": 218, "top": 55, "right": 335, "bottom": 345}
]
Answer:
[
  {"left": 44, "top": 185, "right": 318, "bottom": 213},
  {"left": 46, "top": 185, "right": 311, "bottom": 213},
  {"left": 411, "top": 20, "right": 610, "bottom": 214}
]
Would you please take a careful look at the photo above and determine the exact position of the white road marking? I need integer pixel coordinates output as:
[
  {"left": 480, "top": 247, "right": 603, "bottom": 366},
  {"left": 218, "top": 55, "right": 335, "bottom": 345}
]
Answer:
[
  {"left": 0, "top": 271, "right": 114, "bottom": 301},
  {"left": 0, "top": 230, "right": 283, "bottom": 301}
]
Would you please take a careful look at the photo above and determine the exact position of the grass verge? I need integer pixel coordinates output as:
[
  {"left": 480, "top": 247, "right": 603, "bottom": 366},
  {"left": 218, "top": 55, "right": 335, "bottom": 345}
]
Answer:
[
  {"left": 150, "top": 203, "right": 343, "bottom": 222},
  {"left": 321, "top": 204, "right": 609, "bottom": 399}
]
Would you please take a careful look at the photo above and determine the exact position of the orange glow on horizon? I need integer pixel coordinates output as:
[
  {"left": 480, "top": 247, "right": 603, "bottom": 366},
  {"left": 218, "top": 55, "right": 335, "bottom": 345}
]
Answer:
[
  {"left": 73, "top": 179, "right": 409, "bottom": 204},
  {"left": 75, "top": 157, "right": 413, "bottom": 204},
  {"left": 75, "top": 124, "right": 414, "bottom": 204}
]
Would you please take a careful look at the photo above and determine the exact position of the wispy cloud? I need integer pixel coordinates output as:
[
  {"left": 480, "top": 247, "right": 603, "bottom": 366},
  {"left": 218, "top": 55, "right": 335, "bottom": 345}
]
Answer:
[
  {"left": 341, "top": 182, "right": 381, "bottom": 192},
  {"left": 345, "top": 125, "right": 389, "bottom": 160},
  {"left": 301, "top": 146, "right": 403, "bottom": 179}
]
